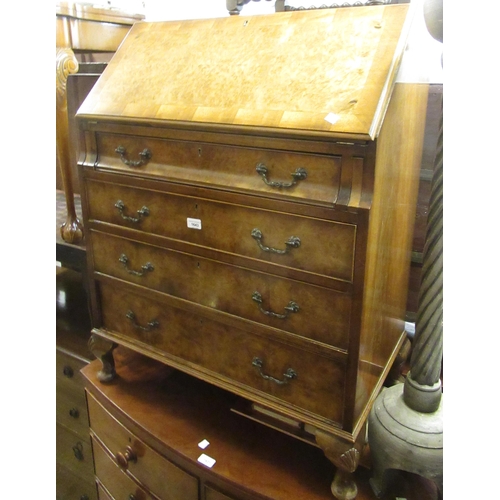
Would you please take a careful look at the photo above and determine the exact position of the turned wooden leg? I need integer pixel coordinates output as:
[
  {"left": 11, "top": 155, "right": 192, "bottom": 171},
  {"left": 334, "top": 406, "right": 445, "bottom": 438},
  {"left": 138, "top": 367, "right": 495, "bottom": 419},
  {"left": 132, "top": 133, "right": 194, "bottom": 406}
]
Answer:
[
  {"left": 88, "top": 334, "right": 117, "bottom": 382},
  {"left": 56, "top": 47, "right": 84, "bottom": 244},
  {"left": 316, "top": 430, "right": 364, "bottom": 500}
]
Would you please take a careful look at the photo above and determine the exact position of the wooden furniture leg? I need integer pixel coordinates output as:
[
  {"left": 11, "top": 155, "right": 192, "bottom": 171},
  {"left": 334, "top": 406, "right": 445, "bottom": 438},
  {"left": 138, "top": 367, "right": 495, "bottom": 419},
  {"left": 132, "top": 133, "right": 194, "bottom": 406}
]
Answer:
[
  {"left": 88, "top": 334, "right": 117, "bottom": 383},
  {"left": 316, "top": 430, "right": 366, "bottom": 500},
  {"left": 56, "top": 47, "right": 83, "bottom": 244}
]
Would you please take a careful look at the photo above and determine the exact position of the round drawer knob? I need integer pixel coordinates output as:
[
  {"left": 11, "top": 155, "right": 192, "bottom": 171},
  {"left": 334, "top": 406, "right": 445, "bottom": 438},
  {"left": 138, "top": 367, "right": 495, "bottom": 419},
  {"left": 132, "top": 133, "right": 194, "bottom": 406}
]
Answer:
[
  {"left": 115, "top": 445, "right": 137, "bottom": 469},
  {"left": 63, "top": 365, "right": 74, "bottom": 378}
]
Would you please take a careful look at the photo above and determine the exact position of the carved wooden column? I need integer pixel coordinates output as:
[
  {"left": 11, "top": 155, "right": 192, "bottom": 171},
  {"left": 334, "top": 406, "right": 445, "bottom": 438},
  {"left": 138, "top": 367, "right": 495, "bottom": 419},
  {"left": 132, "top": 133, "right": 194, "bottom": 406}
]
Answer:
[
  {"left": 55, "top": 3, "right": 144, "bottom": 244},
  {"left": 56, "top": 47, "right": 84, "bottom": 244}
]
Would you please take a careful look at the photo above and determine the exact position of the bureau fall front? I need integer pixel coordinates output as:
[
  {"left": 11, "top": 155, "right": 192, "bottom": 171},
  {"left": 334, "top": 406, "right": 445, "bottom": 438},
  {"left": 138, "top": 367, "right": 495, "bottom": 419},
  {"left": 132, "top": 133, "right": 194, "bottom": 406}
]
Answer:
[{"left": 77, "top": 4, "right": 427, "bottom": 499}]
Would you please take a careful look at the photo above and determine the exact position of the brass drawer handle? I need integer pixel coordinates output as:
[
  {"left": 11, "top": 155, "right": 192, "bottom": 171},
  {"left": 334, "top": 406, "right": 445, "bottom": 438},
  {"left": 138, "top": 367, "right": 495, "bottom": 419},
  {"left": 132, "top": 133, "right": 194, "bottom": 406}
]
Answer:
[
  {"left": 114, "top": 200, "right": 150, "bottom": 223},
  {"left": 119, "top": 254, "right": 154, "bottom": 276},
  {"left": 256, "top": 163, "right": 307, "bottom": 188},
  {"left": 252, "top": 357, "right": 297, "bottom": 385},
  {"left": 115, "top": 445, "right": 137, "bottom": 469},
  {"left": 126, "top": 310, "right": 159, "bottom": 331},
  {"left": 252, "top": 291, "right": 299, "bottom": 319},
  {"left": 251, "top": 228, "right": 301, "bottom": 254},
  {"left": 115, "top": 145, "right": 152, "bottom": 167}
]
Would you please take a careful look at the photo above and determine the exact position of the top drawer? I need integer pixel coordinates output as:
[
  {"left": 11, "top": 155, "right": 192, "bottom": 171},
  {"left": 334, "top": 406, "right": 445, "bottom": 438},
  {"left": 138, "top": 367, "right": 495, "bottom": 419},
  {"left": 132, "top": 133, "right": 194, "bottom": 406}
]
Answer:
[{"left": 94, "top": 132, "right": 343, "bottom": 206}]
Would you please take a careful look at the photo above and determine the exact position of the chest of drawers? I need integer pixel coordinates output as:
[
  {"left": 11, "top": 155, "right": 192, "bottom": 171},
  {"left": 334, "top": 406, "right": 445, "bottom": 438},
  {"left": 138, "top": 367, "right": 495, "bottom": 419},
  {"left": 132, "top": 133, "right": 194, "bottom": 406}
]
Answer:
[
  {"left": 77, "top": 5, "right": 427, "bottom": 499},
  {"left": 56, "top": 268, "right": 97, "bottom": 500}
]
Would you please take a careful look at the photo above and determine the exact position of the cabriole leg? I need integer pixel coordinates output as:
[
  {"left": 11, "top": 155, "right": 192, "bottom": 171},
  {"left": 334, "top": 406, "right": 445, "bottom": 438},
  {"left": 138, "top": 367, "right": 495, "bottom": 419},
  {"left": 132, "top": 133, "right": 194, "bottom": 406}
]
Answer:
[
  {"left": 316, "top": 430, "right": 364, "bottom": 500},
  {"left": 88, "top": 334, "right": 117, "bottom": 382}
]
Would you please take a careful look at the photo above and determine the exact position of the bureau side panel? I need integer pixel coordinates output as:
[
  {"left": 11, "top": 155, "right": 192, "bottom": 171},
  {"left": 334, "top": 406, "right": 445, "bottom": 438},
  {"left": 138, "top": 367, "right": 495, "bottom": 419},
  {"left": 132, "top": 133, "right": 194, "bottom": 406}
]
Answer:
[{"left": 353, "top": 83, "right": 428, "bottom": 428}]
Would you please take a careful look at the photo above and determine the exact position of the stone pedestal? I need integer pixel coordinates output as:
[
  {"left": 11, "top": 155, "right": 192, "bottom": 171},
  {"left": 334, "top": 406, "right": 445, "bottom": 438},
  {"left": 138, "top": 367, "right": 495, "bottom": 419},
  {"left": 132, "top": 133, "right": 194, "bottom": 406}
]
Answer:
[{"left": 368, "top": 384, "right": 443, "bottom": 498}]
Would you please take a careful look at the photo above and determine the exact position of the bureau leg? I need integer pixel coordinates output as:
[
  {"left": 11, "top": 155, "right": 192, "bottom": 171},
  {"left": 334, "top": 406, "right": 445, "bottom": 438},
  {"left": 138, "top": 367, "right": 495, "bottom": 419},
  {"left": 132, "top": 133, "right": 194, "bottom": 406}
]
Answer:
[
  {"left": 316, "top": 430, "right": 363, "bottom": 500},
  {"left": 88, "top": 334, "right": 117, "bottom": 382}
]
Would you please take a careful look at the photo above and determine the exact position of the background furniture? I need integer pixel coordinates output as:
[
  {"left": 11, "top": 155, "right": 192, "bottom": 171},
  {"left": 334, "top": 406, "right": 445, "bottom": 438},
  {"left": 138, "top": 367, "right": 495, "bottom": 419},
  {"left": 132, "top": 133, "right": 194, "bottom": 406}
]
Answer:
[
  {"left": 56, "top": 2, "right": 144, "bottom": 244},
  {"left": 56, "top": 266, "right": 95, "bottom": 499}
]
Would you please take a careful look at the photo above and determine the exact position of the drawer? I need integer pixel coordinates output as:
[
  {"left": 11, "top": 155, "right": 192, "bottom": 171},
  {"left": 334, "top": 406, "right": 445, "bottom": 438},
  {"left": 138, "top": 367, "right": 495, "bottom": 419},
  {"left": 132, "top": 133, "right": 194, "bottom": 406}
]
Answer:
[
  {"left": 56, "top": 423, "right": 94, "bottom": 482},
  {"left": 98, "top": 283, "right": 346, "bottom": 424},
  {"left": 205, "top": 485, "right": 236, "bottom": 500},
  {"left": 94, "top": 132, "right": 343, "bottom": 207},
  {"left": 56, "top": 462, "right": 97, "bottom": 500},
  {"left": 88, "top": 393, "right": 199, "bottom": 500},
  {"left": 92, "top": 437, "right": 156, "bottom": 500},
  {"left": 97, "top": 482, "right": 113, "bottom": 500},
  {"left": 91, "top": 231, "right": 351, "bottom": 349},
  {"left": 56, "top": 349, "right": 88, "bottom": 396},
  {"left": 86, "top": 179, "right": 356, "bottom": 283},
  {"left": 56, "top": 381, "right": 90, "bottom": 439}
]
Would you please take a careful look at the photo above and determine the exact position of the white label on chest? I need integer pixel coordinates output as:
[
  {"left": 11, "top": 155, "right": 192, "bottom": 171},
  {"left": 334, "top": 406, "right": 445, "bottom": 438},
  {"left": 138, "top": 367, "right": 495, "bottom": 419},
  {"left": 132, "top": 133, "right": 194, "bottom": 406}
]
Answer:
[
  {"left": 187, "top": 218, "right": 202, "bottom": 230},
  {"left": 324, "top": 112, "right": 340, "bottom": 125},
  {"left": 197, "top": 453, "right": 216, "bottom": 468},
  {"left": 198, "top": 439, "right": 210, "bottom": 449}
]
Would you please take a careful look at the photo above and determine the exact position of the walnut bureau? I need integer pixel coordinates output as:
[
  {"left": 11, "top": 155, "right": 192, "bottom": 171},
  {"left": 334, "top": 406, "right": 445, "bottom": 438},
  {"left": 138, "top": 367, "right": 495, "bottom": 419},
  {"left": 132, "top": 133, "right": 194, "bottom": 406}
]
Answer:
[{"left": 77, "top": 5, "right": 427, "bottom": 499}]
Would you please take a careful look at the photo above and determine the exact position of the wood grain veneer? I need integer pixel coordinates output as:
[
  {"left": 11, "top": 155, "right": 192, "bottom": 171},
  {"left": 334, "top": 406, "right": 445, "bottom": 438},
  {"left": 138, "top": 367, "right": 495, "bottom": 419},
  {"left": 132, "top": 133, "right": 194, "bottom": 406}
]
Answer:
[{"left": 78, "top": 5, "right": 427, "bottom": 498}]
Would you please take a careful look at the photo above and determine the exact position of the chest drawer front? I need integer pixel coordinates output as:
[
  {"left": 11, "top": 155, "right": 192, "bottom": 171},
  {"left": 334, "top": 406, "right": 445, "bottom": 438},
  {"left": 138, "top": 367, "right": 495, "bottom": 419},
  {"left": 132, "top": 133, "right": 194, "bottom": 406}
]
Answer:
[
  {"left": 56, "top": 463, "right": 98, "bottom": 500},
  {"left": 95, "top": 133, "right": 342, "bottom": 206},
  {"left": 92, "top": 437, "right": 155, "bottom": 500},
  {"left": 88, "top": 393, "right": 199, "bottom": 500},
  {"left": 97, "top": 482, "right": 113, "bottom": 500},
  {"left": 86, "top": 180, "right": 356, "bottom": 283},
  {"left": 205, "top": 486, "right": 235, "bottom": 500},
  {"left": 56, "top": 423, "right": 94, "bottom": 482},
  {"left": 56, "top": 383, "right": 90, "bottom": 439},
  {"left": 98, "top": 283, "right": 346, "bottom": 424},
  {"left": 91, "top": 231, "right": 351, "bottom": 349},
  {"left": 56, "top": 349, "right": 88, "bottom": 398}
]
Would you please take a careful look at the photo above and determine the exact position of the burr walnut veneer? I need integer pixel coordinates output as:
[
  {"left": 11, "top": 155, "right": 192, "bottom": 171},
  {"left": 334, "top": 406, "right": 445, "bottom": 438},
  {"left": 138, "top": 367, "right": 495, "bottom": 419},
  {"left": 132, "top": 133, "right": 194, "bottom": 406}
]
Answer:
[{"left": 77, "top": 5, "right": 427, "bottom": 499}]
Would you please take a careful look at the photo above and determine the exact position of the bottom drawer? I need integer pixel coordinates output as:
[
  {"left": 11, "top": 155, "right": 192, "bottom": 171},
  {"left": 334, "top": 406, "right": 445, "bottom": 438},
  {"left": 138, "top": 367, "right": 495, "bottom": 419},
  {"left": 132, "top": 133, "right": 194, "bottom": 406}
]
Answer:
[
  {"left": 56, "top": 462, "right": 97, "bottom": 500},
  {"left": 99, "top": 282, "right": 346, "bottom": 424}
]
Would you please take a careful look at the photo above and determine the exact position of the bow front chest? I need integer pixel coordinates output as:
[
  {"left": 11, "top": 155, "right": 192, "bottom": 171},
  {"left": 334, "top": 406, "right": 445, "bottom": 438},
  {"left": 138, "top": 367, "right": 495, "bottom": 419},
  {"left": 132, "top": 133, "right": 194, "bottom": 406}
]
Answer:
[{"left": 77, "top": 5, "right": 428, "bottom": 498}]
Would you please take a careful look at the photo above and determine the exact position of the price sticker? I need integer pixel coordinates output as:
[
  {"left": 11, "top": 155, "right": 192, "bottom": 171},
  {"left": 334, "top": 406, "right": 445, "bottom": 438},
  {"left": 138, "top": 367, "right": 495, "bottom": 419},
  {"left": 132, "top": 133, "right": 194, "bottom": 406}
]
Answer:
[
  {"left": 197, "top": 453, "right": 216, "bottom": 468},
  {"left": 198, "top": 439, "right": 210, "bottom": 450},
  {"left": 187, "top": 218, "right": 202, "bottom": 230}
]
